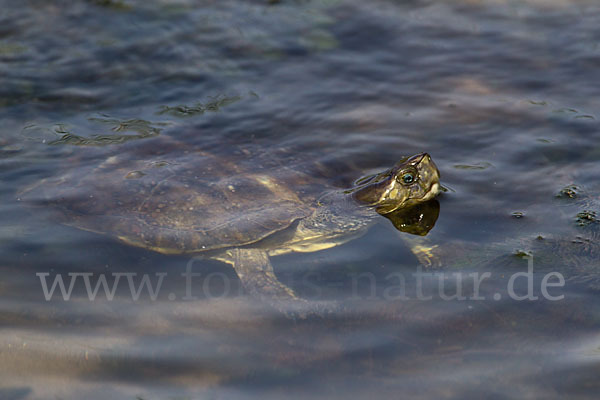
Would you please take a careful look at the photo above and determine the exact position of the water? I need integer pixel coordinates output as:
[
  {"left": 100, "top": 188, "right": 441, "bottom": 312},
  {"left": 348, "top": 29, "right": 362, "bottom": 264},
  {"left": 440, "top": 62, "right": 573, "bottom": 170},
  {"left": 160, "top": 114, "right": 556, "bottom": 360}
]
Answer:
[{"left": 2, "top": 0, "right": 600, "bottom": 399}]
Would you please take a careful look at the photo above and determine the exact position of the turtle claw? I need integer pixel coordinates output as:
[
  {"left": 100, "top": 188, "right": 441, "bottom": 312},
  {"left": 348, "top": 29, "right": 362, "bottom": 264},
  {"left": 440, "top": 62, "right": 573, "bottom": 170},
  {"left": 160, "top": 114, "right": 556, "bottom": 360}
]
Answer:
[{"left": 412, "top": 244, "right": 442, "bottom": 268}]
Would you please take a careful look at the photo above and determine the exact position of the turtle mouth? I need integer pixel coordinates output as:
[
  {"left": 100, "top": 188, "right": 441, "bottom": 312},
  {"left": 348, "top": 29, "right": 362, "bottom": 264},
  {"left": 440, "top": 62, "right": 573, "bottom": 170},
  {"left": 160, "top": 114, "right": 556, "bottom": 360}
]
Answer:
[
  {"left": 412, "top": 152, "right": 440, "bottom": 202},
  {"left": 398, "top": 181, "right": 440, "bottom": 208},
  {"left": 420, "top": 182, "right": 440, "bottom": 202}
]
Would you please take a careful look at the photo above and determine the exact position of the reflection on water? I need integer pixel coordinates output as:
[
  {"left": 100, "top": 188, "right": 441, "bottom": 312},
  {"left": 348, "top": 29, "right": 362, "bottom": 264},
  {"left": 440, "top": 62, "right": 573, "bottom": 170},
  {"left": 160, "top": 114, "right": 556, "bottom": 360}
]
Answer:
[
  {"left": 384, "top": 199, "right": 440, "bottom": 235},
  {"left": 2, "top": 0, "right": 600, "bottom": 399}
]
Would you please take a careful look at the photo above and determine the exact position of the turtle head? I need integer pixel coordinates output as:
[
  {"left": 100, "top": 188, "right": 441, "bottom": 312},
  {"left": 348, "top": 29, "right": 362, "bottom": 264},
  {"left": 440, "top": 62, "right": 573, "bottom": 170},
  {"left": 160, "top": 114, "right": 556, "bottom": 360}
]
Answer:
[{"left": 351, "top": 153, "right": 441, "bottom": 214}]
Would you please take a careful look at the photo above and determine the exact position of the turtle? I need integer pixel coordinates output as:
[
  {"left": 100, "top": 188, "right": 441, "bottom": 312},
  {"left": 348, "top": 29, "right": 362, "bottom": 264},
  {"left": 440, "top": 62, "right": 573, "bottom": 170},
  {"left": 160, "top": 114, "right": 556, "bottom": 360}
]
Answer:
[{"left": 19, "top": 140, "right": 441, "bottom": 314}]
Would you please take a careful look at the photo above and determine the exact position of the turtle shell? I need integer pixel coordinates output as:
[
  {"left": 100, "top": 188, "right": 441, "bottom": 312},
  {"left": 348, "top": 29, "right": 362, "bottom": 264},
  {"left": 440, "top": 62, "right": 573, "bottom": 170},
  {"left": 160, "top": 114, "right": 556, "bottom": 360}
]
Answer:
[{"left": 21, "top": 141, "right": 320, "bottom": 254}]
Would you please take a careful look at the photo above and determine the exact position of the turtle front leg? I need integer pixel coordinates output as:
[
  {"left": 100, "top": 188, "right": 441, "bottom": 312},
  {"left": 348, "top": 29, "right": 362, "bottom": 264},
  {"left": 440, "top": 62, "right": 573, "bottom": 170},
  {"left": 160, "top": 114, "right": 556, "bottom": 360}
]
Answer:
[
  {"left": 228, "top": 248, "right": 297, "bottom": 299},
  {"left": 225, "top": 248, "right": 310, "bottom": 317}
]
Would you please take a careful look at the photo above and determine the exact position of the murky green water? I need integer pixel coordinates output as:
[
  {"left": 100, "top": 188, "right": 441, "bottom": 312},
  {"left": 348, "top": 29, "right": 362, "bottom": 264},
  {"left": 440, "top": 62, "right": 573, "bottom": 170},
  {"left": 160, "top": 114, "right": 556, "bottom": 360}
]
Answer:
[{"left": 2, "top": 0, "right": 600, "bottom": 399}]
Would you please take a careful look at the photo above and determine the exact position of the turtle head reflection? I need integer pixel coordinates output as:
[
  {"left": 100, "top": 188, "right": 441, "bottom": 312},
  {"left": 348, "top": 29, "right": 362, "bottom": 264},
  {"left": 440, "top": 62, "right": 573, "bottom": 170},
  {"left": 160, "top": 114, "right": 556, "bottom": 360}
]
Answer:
[{"left": 382, "top": 199, "right": 440, "bottom": 236}]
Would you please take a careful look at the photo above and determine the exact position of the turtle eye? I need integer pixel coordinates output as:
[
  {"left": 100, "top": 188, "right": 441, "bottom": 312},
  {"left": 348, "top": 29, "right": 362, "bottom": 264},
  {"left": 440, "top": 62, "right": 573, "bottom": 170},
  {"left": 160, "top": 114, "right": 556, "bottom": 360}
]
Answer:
[{"left": 400, "top": 172, "right": 415, "bottom": 185}]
